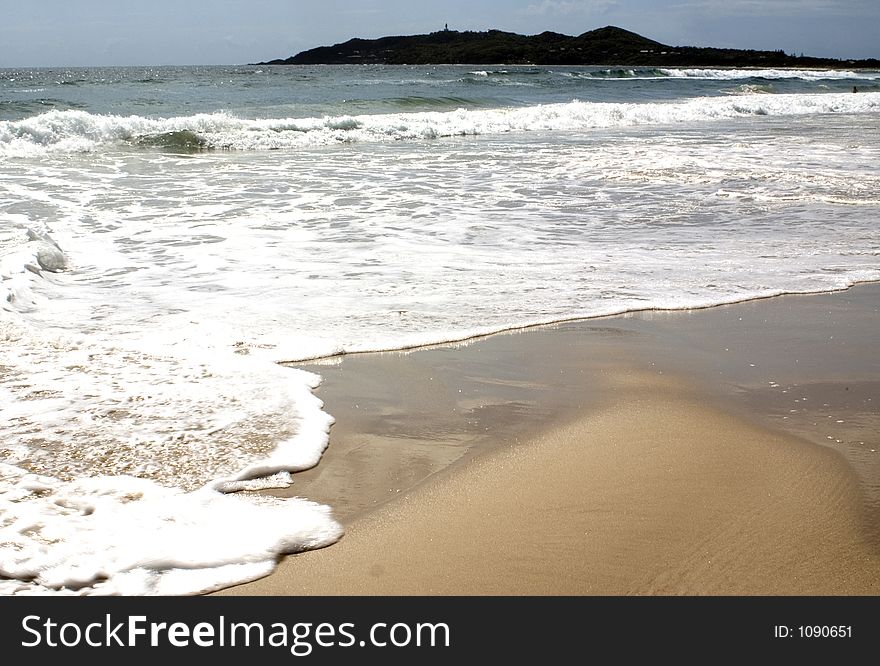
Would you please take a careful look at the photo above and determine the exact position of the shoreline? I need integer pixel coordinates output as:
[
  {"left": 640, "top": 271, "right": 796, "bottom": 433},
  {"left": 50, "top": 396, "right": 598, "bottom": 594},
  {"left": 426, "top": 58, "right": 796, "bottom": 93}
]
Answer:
[
  {"left": 275, "top": 280, "right": 880, "bottom": 365},
  {"left": 217, "top": 283, "right": 880, "bottom": 595}
]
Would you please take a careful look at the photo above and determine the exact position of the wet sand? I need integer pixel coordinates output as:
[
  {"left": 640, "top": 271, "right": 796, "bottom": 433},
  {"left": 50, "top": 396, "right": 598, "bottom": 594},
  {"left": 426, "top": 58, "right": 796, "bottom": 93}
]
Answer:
[{"left": 217, "top": 283, "right": 880, "bottom": 595}]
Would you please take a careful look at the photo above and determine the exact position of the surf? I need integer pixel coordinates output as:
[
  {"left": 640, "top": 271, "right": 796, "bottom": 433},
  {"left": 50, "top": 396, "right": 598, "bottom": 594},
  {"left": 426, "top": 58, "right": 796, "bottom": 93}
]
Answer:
[{"left": 2, "top": 91, "right": 879, "bottom": 155}]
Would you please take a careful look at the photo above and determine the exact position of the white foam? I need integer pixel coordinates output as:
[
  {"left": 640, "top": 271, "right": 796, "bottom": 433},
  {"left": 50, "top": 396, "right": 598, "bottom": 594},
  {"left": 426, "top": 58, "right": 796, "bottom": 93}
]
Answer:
[
  {"left": 0, "top": 466, "right": 342, "bottom": 596},
  {"left": 1, "top": 92, "right": 878, "bottom": 155},
  {"left": 0, "top": 305, "right": 342, "bottom": 595},
  {"left": 660, "top": 68, "right": 880, "bottom": 81}
]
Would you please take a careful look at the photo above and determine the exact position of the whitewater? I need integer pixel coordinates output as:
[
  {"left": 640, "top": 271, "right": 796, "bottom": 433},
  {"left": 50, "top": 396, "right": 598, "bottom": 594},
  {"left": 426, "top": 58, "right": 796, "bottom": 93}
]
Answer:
[{"left": 1, "top": 64, "right": 879, "bottom": 595}]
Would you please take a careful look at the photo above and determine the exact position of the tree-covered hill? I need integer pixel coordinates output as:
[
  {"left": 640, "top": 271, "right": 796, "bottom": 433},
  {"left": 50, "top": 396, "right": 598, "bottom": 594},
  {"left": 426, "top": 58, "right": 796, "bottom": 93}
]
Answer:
[{"left": 256, "top": 26, "right": 879, "bottom": 68}]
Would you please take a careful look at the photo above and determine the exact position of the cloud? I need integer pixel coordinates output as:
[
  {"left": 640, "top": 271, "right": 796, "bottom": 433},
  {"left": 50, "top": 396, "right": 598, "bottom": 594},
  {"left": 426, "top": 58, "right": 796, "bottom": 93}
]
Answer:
[{"left": 520, "top": 1, "right": 618, "bottom": 16}]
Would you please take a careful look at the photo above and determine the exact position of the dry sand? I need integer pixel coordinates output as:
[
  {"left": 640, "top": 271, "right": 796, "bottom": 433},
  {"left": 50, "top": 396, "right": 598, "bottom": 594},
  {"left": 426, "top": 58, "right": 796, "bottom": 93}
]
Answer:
[{"left": 217, "top": 283, "right": 880, "bottom": 596}]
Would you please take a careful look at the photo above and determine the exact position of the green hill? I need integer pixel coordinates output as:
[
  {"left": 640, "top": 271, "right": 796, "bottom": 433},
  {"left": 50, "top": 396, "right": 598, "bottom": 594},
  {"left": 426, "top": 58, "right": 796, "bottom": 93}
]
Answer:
[{"left": 257, "top": 26, "right": 879, "bottom": 68}]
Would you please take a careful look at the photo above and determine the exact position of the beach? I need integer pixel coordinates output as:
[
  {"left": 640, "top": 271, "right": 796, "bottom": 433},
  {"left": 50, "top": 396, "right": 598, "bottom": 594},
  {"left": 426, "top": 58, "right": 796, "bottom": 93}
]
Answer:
[
  {"left": 3, "top": 64, "right": 879, "bottom": 596},
  {"left": 216, "top": 283, "right": 880, "bottom": 596}
]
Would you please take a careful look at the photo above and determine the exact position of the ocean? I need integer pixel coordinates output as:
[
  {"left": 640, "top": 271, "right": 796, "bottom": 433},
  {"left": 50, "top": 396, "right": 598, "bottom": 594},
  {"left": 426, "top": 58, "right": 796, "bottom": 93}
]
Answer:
[{"left": 1, "top": 64, "right": 879, "bottom": 595}]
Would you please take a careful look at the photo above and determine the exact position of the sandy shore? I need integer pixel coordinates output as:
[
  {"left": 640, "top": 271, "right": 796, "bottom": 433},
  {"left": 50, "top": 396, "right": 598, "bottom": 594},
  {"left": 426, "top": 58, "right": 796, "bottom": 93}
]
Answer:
[{"left": 217, "top": 283, "right": 880, "bottom": 595}]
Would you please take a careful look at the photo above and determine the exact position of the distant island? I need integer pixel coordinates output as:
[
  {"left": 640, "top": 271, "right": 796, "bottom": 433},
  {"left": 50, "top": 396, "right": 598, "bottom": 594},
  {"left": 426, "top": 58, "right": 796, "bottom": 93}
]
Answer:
[{"left": 256, "top": 26, "right": 880, "bottom": 68}]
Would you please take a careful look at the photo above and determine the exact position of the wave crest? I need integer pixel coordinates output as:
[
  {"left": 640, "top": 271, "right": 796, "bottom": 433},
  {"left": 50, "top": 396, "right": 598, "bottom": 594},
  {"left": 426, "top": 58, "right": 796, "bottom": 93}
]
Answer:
[
  {"left": 660, "top": 68, "right": 880, "bottom": 81},
  {"left": 2, "top": 92, "right": 878, "bottom": 155}
]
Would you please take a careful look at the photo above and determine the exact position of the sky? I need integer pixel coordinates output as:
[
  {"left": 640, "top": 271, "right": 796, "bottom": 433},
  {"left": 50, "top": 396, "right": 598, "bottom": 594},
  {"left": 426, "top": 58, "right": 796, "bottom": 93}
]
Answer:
[{"left": 1, "top": 0, "right": 878, "bottom": 67}]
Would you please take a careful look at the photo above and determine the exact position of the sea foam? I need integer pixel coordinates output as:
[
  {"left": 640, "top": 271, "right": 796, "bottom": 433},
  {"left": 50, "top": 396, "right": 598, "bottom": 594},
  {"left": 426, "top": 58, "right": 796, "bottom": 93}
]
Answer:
[
  {"left": 1, "top": 92, "right": 877, "bottom": 155},
  {"left": 659, "top": 68, "right": 880, "bottom": 81},
  {"left": 0, "top": 465, "right": 342, "bottom": 595}
]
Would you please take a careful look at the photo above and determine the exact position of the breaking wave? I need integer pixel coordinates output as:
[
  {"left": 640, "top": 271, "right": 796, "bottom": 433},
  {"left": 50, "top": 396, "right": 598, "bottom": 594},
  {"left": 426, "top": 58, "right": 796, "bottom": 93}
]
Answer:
[
  {"left": 1, "top": 91, "right": 878, "bottom": 155},
  {"left": 659, "top": 68, "right": 880, "bottom": 81},
  {"left": 562, "top": 67, "right": 880, "bottom": 81}
]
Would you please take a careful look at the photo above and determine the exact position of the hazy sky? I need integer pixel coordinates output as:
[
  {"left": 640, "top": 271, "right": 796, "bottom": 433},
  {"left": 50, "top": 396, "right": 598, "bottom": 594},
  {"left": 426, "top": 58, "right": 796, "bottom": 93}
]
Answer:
[{"left": 2, "top": 1, "right": 877, "bottom": 67}]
